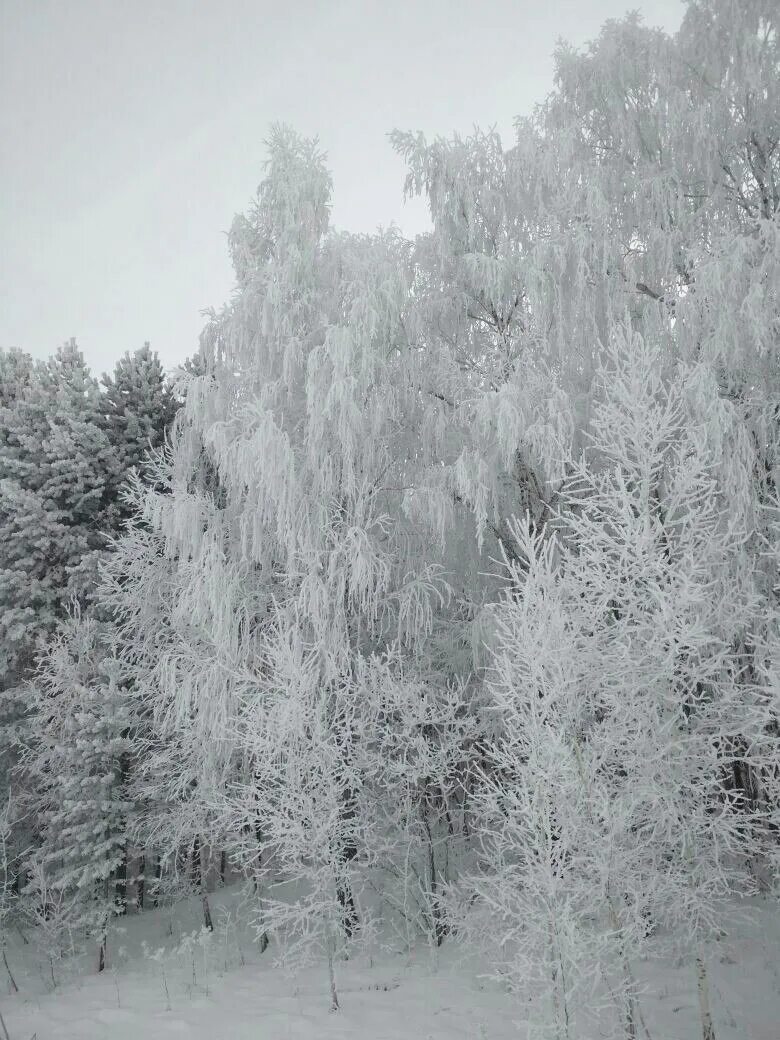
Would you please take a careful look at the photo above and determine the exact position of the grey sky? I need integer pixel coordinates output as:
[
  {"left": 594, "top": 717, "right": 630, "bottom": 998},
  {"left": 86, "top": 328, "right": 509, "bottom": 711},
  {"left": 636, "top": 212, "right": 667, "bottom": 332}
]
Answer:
[{"left": 1, "top": 0, "right": 686, "bottom": 377}]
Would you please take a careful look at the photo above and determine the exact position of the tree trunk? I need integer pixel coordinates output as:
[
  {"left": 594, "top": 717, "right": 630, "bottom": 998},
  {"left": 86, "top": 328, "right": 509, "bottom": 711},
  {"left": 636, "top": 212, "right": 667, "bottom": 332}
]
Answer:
[
  {"left": 1, "top": 947, "right": 18, "bottom": 993},
  {"left": 98, "top": 917, "right": 108, "bottom": 974},
  {"left": 336, "top": 801, "right": 359, "bottom": 940},
  {"left": 219, "top": 850, "right": 227, "bottom": 885},
  {"left": 422, "top": 811, "right": 447, "bottom": 947},
  {"left": 327, "top": 933, "right": 339, "bottom": 1012},
  {"left": 606, "top": 895, "right": 638, "bottom": 1039},
  {"left": 336, "top": 869, "right": 359, "bottom": 941},
  {"left": 152, "top": 854, "right": 161, "bottom": 907},
  {"left": 191, "top": 836, "right": 202, "bottom": 889},
  {"left": 250, "top": 823, "right": 269, "bottom": 952},
  {"left": 137, "top": 853, "right": 145, "bottom": 911},
  {"left": 113, "top": 843, "right": 127, "bottom": 916},
  {"left": 696, "top": 955, "right": 716, "bottom": 1040},
  {"left": 549, "top": 924, "right": 571, "bottom": 1040},
  {"left": 192, "top": 837, "right": 213, "bottom": 931},
  {"left": 201, "top": 891, "right": 213, "bottom": 932}
]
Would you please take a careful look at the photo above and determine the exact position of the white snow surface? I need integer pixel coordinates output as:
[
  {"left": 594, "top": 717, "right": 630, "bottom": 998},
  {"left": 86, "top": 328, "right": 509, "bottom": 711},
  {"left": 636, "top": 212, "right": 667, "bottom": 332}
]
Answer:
[{"left": 2, "top": 887, "right": 779, "bottom": 1039}]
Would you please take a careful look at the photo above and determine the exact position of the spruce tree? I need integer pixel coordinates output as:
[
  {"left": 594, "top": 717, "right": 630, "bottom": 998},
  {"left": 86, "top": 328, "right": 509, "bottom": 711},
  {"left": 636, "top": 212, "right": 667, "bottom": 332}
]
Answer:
[
  {"left": 25, "top": 611, "right": 131, "bottom": 972},
  {"left": 0, "top": 347, "right": 41, "bottom": 901},
  {"left": 0, "top": 340, "right": 119, "bottom": 695},
  {"left": 101, "top": 343, "right": 178, "bottom": 528},
  {"left": 1, "top": 342, "right": 121, "bottom": 901}
]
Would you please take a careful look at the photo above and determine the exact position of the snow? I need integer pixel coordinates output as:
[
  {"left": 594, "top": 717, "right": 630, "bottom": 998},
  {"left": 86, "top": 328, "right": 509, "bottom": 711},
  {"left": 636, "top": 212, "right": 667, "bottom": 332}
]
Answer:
[
  {"left": 3, "top": 888, "right": 779, "bottom": 1040},
  {"left": 2, "top": 7, "right": 780, "bottom": 1040}
]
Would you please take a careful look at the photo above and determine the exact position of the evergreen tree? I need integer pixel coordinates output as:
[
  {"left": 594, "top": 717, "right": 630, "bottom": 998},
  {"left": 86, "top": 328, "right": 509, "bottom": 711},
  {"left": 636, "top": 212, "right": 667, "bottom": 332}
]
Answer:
[
  {"left": 0, "top": 340, "right": 119, "bottom": 695},
  {"left": 1, "top": 341, "right": 121, "bottom": 905},
  {"left": 0, "top": 347, "right": 41, "bottom": 903},
  {"left": 101, "top": 343, "right": 178, "bottom": 527},
  {"left": 0, "top": 348, "right": 35, "bottom": 408},
  {"left": 25, "top": 610, "right": 131, "bottom": 972}
]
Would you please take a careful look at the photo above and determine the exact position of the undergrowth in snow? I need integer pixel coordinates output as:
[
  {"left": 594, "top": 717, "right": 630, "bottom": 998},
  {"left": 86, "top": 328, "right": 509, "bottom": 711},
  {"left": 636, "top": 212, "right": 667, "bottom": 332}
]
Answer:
[{"left": 2, "top": 887, "right": 779, "bottom": 1040}]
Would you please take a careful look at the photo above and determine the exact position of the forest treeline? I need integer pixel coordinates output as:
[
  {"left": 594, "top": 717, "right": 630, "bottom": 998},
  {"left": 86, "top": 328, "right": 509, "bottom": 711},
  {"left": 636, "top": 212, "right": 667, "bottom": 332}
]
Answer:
[{"left": 1, "top": 2, "right": 779, "bottom": 1037}]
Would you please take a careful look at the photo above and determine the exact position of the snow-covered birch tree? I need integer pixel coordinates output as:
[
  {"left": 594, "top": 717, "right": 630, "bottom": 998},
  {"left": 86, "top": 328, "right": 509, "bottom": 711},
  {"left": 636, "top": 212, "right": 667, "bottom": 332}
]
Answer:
[
  {"left": 462, "top": 332, "right": 772, "bottom": 1040},
  {"left": 102, "top": 128, "right": 475, "bottom": 988}
]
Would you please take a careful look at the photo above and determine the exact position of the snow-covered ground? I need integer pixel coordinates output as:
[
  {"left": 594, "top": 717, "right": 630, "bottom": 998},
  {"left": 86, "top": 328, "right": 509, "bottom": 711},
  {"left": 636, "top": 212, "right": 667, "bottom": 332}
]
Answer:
[{"left": 2, "top": 888, "right": 779, "bottom": 1039}]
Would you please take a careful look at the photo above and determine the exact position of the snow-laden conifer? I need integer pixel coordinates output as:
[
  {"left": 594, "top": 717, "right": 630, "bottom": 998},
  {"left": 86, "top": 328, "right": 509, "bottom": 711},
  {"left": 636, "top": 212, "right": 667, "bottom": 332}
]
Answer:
[
  {"left": 101, "top": 342, "right": 178, "bottom": 527},
  {"left": 25, "top": 610, "right": 131, "bottom": 972}
]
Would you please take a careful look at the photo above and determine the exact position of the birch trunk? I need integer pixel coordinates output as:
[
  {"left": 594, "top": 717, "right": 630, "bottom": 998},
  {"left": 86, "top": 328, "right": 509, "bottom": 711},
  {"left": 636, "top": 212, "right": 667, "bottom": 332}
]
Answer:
[{"left": 696, "top": 954, "right": 716, "bottom": 1040}]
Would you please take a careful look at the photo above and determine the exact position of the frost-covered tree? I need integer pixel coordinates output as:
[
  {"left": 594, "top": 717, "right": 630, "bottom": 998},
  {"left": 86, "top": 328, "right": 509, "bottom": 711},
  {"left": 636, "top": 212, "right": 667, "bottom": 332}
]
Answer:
[
  {"left": 1, "top": 354, "right": 59, "bottom": 693},
  {"left": 0, "top": 347, "right": 40, "bottom": 895},
  {"left": 0, "top": 340, "right": 119, "bottom": 695},
  {"left": 391, "top": 0, "right": 778, "bottom": 571},
  {"left": 1, "top": 342, "right": 121, "bottom": 911},
  {"left": 0, "top": 348, "right": 35, "bottom": 408},
  {"left": 97, "top": 462, "right": 218, "bottom": 923},
  {"left": 25, "top": 610, "right": 132, "bottom": 972},
  {"left": 354, "top": 655, "right": 478, "bottom": 951},
  {"left": 462, "top": 333, "right": 771, "bottom": 1040},
  {"left": 231, "top": 621, "right": 368, "bottom": 1009},
  {"left": 101, "top": 342, "right": 178, "bottom": 527},
  {"left": 103, "top": 126, "right": 472, "bottom": 973},
  {"left": 74, "top": 1, "right": 779, "bottom": 1021}
]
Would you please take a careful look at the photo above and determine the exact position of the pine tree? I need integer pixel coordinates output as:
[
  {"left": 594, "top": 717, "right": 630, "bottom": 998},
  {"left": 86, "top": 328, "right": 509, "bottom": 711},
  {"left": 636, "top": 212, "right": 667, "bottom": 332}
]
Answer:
[
  {"left": 101, "top": 342, "right": 178, "bottom": 528},
  {"left": 0, "top": 340, "right": 119, "bottom": 695},
  {"left": 0, "top": 347, "right": 40, "bottom": 913},
  {"left": 0, "top": 348, "right": 35, "bottom": 408},
  {"left": 25, "top": 610, "right": 131, "bottom": 972},
  {"left": 1, "top": 342, "right": 121, "bottom": 908}
]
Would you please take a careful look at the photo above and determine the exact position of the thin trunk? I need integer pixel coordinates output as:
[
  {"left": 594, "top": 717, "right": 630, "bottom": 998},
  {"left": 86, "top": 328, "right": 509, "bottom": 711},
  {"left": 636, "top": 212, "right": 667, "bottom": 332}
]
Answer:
[
  {"left": 98, "top": 923, "right": 107, "bottom": 974},
  {"left": 193, "top": 838, "right": 213, "bottom": 932},
  {"left": 422, "top": 812, "right": 447, "bottom": 947},
  {"left": 137, "top": 853, "right": 145, "bottom": 911},
  {"left": 696, "top": 955, "right": 716, "bottom": 1040},
  {"left": 97, "top": 878, "right": 109, "bottom": 972},
  {"left": 623, "top": 987, "right": 637, "bottom": 1040},
  {"left": 550, "top": 961, "right": 565, "bottom": 1040},
  {"left": 191, "top": 836, "right": 202, "bottom": 889},
  {"left": 549, "top": 923, "right": 571, "bottom": 1040},
  {"left": 335, "top": 790, "right": 359, "bottom": 940},
  {"left": 251, "top": 824, "right": 269, "bottom": 952},
  {"left": 1, "top": 947, "right": 18, "bottom": 993},
  {"left": 327, "top": 934, "right": 339, "bottom": 1012},
  {"left": 606, "top": 896, "right": 638, "bottom": 1039},
  {"left": 114, "top": 753, "right": 129, "bottom": 915},
  {"left": 114, "top": 844, "right": 127, "bottom": 916},
  {"left": 336, "top": 804, "right": 359, "bottom": 940},
  {"left": 219, "top": 850, "right": 227, "bottom": 885},
  {"left": 201, "top": 891, "right": 213, "bottom": 932},
  {"left": 152, "top": 854, "right": 161, "bottom": 908},
  {"left": 331, "top": 692, "right": 360, "bottom": 943},
  {"left": 335, "top": 874, "right": 359, "bottom": 941}
]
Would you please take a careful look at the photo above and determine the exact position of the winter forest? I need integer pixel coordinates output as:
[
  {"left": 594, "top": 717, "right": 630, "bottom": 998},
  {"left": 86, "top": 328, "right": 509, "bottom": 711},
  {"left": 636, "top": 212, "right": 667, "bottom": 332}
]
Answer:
[{"left": 1, "top": 2, "right": 780, "bottom": 1038}]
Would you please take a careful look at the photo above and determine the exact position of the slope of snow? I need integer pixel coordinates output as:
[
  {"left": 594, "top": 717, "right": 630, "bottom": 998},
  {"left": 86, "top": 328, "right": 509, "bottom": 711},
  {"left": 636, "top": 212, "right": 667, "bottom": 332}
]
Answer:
[{"left": 2, "top": 888, "right": 778, "bottom": 1039}]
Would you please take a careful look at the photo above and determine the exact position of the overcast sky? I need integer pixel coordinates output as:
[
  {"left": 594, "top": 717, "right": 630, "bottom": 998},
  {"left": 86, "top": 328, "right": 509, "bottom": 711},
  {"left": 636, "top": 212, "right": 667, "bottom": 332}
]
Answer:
[{"left": 1, "top": 0, "right": 686, "bottom": 376}]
